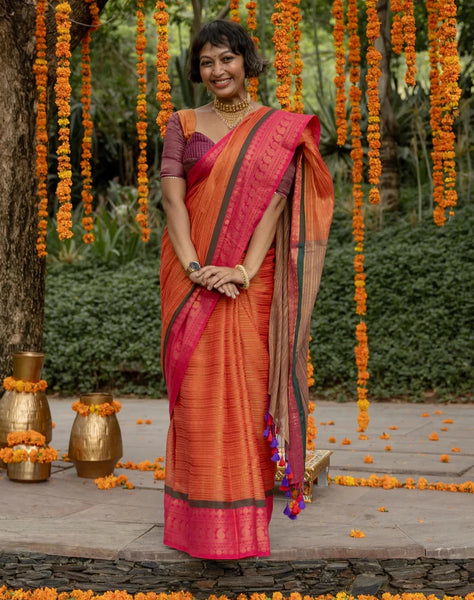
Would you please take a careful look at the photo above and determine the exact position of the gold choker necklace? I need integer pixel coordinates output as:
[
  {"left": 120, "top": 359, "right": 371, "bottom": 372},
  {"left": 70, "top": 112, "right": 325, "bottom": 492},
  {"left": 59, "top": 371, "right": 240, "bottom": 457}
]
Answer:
[{"left": 213, "top": 94, "right": 251, "bottom": 129}]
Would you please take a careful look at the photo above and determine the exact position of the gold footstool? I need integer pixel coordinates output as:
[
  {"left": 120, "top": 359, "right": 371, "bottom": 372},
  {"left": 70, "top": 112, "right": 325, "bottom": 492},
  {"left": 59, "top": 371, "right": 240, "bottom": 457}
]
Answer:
[{"left": 275, "top": 449, "right": 332, "bottom": 502}]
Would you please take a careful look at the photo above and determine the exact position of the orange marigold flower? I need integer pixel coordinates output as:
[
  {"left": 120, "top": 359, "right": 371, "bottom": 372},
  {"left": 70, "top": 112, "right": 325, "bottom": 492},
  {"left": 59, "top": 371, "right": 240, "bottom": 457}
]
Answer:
[
  {"left": 136, "top": 419, "right": 143, "bottom": 425},
  {"left": 429, "top": 432, "right": 439, "bottom": 441},
  {"left": 421, "top": 412, "right": 430, "bottom": 417},
  {"left": 440, "top": 454, "right": 450, "bottom": 463},
  {"left": 328, "top": 420, "right": 335, "bottom": 425},
  {"left": 350, "top": 529, "right": 365, "bottom": 538},
  {"left": 364, "top": 455, "right": 373, "bottom": 464},
  {"left": 358, "top": 433, "right": 369, "bottom": 440},
  {"left": 442, "top": 418, "right": 453, "bottom": 424},
  {"left": 441, "top": 427, "right": 448, "bottom": 432},
  {"left": 378, "top": 506, "right": 388, "bottom": 512},
  {"left": 434, "top": 410, "right": 444, "bottom": 415},
  {"left": 452, "top": 447, "right": 460, "bottom": 452},
  {"left": 328, "top": 436, "right": 336, "bottom": 443},
  {"left": 379, "top": 432, "right": 390, "bottom": 440},
  {"left": 341, "top": 438, "right": 351, "bottom": 445},
  {"left": 388, "top": 425, "right": 398, "bottom": 430},
  {"left": 145, "top": 419, "right": 152, "bottom": 425},
  {"left": 384, "top": 445, "right": 392, "bottom": 451}
]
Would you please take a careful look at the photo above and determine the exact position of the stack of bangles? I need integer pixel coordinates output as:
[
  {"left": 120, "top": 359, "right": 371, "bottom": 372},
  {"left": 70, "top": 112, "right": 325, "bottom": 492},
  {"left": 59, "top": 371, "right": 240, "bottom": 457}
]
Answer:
[{"left": 235, "top": 264, "right": 250, "bottom": 289}]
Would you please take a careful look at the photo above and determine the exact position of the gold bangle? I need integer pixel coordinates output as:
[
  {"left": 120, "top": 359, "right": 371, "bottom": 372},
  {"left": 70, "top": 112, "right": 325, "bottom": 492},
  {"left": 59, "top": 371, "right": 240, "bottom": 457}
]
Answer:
[{"left": 235, "top": 264, "right": 250, "bottom": 290}]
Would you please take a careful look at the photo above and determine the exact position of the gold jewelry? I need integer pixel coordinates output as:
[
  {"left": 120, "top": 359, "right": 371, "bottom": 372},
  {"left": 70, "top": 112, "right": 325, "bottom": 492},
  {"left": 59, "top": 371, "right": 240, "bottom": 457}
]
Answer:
[
  {"left": 235, "top": 264, "right": 250, "bottom": 290},
  {"left": 213, "top": 93, "right": 251, "bottom": 129}
]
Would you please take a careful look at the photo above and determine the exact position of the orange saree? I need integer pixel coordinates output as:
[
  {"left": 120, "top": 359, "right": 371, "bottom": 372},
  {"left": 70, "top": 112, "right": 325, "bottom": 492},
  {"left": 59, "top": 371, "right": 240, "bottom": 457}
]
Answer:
[{"left": 160, "top": 107, "right": 334, "bottom": 558}]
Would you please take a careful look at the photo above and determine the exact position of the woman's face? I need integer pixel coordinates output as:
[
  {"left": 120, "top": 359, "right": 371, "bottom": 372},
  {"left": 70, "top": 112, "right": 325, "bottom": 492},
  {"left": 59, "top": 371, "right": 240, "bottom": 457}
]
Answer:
[{"left": 199, "top": 42, "right": 246, "bottom": 101}]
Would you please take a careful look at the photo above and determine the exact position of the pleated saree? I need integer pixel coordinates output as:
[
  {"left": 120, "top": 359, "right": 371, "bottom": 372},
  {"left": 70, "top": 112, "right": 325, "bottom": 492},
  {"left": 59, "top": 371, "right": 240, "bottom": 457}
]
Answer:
[{"left": 160, "top": 106, "right": 334, "bottom": 559}]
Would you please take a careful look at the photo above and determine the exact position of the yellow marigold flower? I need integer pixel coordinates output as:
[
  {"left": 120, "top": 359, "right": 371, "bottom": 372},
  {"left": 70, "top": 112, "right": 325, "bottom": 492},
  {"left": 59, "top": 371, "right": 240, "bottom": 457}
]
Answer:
[
  {"left": 350, "top": 529, "right": 366, "bottom": 538},
  {"left": 378, "top": 506, "right": 388, "bottom": 512}
]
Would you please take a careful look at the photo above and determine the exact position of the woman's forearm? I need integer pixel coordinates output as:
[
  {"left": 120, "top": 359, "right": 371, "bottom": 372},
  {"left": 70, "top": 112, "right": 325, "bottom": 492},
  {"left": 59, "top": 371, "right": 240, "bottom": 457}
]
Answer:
[
  {"left": 162, "top": 178, "right": 199, "bottom": 270},
  {"left": 243, "top": 192, "right": 287, "bottom": 279}
]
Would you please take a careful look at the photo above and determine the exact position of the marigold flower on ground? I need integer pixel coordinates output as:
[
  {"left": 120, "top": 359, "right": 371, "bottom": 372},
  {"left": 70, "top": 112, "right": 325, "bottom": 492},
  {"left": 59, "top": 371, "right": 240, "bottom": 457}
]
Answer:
[
  {"left": 350, "top": 529, "right": 365, "bottom": 538},
  {"left": 136, "top": 419, "right": 143, "bottom": 425},
  {"left": 328, "top": 420, "right": 335, "bottom": 425},
  {"left": 421, "top": 412, "right": 430, "bottom": 417},
  {"left": 442, "top": 418, "right": 453, "bottom": 424},
  {"left": 429, "top": 432, "right": 439, "bottom": 441},
  {"left": 328, "top": 437, "right": 336, "bottom": 443},
  {"left": 452, "top": 447, "right": 460, "bottom": 452},
  {"left": 145, "top": 419, "right": 152, "bottom": 425},
  {"left": 440, "top": 454, "right": 450, "bottom": 463},
  {"left": 388, "top": 425, "right": 398, "bottom": 430},
  {"left": 358, "top": 433, "right": 369, "bottom": 440},
  {"left": 378, "top": 506, "right": 388, "bottom": 512},
  {"left": 434, "top": 410, "right": 444, "bottom": 415},
  {"left": 341, "top": 438, "right": 351, "bottom": 445},
  {"left": 379, "top": 432, "right": 390, "bottom": 440},
  {"left": 384, "top": 445, "right": 392, "bottom": 451},
  {"left": 364, "top": 455, "right": 373, "bottom": 464}
]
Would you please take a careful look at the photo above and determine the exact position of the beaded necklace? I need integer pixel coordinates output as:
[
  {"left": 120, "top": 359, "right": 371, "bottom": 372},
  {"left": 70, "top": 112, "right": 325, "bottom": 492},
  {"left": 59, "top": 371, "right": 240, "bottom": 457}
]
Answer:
[{"left": 213, "top": 93, "right": 251, "bottom": 129}]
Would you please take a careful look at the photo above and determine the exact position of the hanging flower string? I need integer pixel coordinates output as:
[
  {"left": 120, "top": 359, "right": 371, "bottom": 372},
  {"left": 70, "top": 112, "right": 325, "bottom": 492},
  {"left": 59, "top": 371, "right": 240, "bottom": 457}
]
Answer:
[
  {"left": 135, "top": 0, "right": 150, "bottom": 243},
  {"left": 230, "top": 0, "right": 240, "bottom": 22},
  {"left": 390, "top": 0, "right": 403, "bottom": 55},
  {"left": 365, "top": 0, "right": 382, "bottom": 205},
  {"left": 246, "top": 1, "right": 259, "bottom": 100},
  {"left": 402, "top": 0, "right": 417, "bottom": 86},
  {"left": 80, "top": 0, "right": 100, "bottom": 244},
  {"left": 433, "top": 0, "right": 461, "bottom": 225},
  {"left": 55, "top": 1, "right": 74, "bottom": 241},
  {"left": 332, "top": 0, "right": 347, "bottom": 146},
  {"left": 290, "top": 0, "right": 304, "bottom": 113},
  {"left": 33, "top": 0, "right": 49, "bottom": 258},
  {"left": 272, "top": 0, "right": 293, "bottom": 111},
  {"left": 347, "top": 0, "right": 370, "bottom": 432},
  {"left": 154, "top": 0, "right": 173, "bottom": 138}
]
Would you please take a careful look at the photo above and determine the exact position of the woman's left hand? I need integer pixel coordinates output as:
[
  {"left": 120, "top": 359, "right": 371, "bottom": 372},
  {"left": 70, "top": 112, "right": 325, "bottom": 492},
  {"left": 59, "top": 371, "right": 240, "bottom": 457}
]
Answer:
[{"left": 198, "top": 265, "right": 245, "bottom": 298}]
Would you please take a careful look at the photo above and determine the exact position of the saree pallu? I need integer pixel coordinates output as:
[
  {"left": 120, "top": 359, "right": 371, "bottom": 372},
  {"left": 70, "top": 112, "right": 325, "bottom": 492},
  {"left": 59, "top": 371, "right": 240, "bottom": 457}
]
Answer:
[{"left": 160, "top": 107, "right": 334, "bottom": 558}]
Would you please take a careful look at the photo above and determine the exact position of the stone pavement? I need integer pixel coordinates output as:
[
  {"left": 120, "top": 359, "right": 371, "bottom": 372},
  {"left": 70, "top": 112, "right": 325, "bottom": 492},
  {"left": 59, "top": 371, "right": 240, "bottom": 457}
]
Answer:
[{"left": 0, "top": 398, "right": 473, "bottom": 595}]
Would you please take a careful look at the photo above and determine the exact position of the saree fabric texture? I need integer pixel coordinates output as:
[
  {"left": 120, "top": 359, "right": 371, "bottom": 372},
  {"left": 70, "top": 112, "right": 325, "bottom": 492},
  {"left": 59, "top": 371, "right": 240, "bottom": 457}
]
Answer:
[{"left": 160, "top": 106, "right": 334, "bottom": 559}]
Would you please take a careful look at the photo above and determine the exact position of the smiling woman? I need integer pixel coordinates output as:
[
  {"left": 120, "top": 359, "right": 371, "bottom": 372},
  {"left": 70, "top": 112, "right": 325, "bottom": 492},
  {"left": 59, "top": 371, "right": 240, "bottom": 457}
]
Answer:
[{"left": 158, "top": 19, "right": 334, "bottom": 560}]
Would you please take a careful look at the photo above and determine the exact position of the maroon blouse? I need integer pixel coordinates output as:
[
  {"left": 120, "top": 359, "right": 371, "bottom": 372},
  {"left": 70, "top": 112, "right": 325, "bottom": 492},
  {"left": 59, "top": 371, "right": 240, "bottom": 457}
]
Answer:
[{"left": 161, "top": 111, "right": 296, "bottom": 198}]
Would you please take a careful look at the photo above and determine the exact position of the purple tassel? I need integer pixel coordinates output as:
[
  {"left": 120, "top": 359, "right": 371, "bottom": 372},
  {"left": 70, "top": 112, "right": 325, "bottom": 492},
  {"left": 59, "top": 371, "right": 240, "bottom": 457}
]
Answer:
[
  {"left": 285, "top": 489, "right": 291, "bottom": 498},
  {"left": 271, "top": 452, "right": 280, "bottom": 462},
  {"left": 263, "top": 426, "right": 270, "bottom": 438},
  {"left": 299, "top": 498, "right": 306, "bottom": 510},
  {"left": 289, "top": 513, "right": 297, "bottom": 520},
  {"left": 283, "top": 503, "right": 291, "bottom": 517},
  {"left": 281, "top": 475, "right": 288, "bottom": 487},
  {"left": 285, "top": 463, "right": 292, "bottom": 475},
  {"left": 270, "top": 437, "right": 278, "bottom": 448}
]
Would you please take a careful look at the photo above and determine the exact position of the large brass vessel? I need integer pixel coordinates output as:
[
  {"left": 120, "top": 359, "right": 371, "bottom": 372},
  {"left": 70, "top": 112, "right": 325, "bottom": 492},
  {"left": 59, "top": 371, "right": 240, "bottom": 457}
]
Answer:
[
  {"left": 68, "top": 393, "right": 123, "bottom": 478},
  {"left": 0, "top": 352, "right": 52, "bottom": 456}
]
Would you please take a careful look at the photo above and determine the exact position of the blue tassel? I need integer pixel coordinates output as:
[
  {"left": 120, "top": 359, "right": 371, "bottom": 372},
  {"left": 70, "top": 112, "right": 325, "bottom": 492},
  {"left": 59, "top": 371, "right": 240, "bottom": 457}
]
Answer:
[
  {"left": 281, "top": 475, "right": 288, "bottom": 487},
  {"left": 299, "top": 498, "right": 306, "bottom": 510},
  {"left": 283, "top": 503, "right": 291, "bottom": 517},
  {"left": 263, "top": 426, "right": 270, "bottom": 438},
  {"left": 271, "top": 452, "right": 280, "bottom": 462},
  {"left": 289, "top": 513, "right": 297, "bottom": 520},
  {"left": 270, "top": 437, "right": 278, "bottom": 448}
]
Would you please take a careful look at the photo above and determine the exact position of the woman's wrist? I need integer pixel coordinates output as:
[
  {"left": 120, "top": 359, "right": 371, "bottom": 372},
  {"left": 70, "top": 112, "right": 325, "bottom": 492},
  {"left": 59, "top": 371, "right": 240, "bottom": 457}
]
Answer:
[{"left": 235, "top": 264, "right": 250, "bottom": 290}]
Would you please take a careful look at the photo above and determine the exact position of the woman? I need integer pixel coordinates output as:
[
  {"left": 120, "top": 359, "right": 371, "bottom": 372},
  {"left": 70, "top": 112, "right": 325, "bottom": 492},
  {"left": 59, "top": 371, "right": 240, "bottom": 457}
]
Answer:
[{"left": 160, "top": 19, "right": 334, "bottom": 559}]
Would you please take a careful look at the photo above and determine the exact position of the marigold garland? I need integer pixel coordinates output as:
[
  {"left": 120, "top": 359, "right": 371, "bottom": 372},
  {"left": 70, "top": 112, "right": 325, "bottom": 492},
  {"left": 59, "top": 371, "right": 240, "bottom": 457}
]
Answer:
[
  {"left": 331, "top": 0, "right": 347, "bottom": 146},
  {"left": 6, "top": 430, "right": 46, "bottom": 447},
  {"left": 79, "top": 0, "right": 100, "bottom": 244},
  {"left": 154, "top": 1, "right": 173, "bottom": 138},
  {"left": 94, "top": 473, "right": 134, "bottom": 489},
  {"left": 290, "top": 0, "right": 304, "bottom": 114},
  {"left": 391, "top": 0, "right": 417, "bottom": 87},
  {"left": 33, "top": 0, "right": 49, "bottom": 258},
  {"left": 272, "top": 0, "right": 293, "bottom": 111},
  {"left": 365, "top": 0, "right": 382, "bottom": 205},
  {"left": 72, "top": 399, "right": 122, "bottom": 417},
  {"left": 347, "top": 0, "right": 370, "bottom": 433},
  {"left": 245, "top": 1, "right": 259, "bottom": 100},
  {"left": 3, "top": 377, "right": 47, "bottom": 394},
  {"left": 54, "top": 1, "right": 74, "bottom": 241},
  {"left": 330, "top": 473, "right": 474, "bottom": 494},
  {"left": 0, "top": 430, "right": 58, "bottom": 464},
  {"left": 230, "top": 0, "right": 240, "bottom": 22},
  {"left": 306, "top": 401, "right": 316, "bottom": 451},
  {"left": 136, "top": 0, "right": 150, "bottom": 243}
]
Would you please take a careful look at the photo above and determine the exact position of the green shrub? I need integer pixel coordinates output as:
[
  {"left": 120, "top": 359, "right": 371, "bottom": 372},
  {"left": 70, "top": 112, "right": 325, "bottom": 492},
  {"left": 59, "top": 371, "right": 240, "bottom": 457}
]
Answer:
[{"left": 44, "top": 204, "right": 473, "bottom": 400}]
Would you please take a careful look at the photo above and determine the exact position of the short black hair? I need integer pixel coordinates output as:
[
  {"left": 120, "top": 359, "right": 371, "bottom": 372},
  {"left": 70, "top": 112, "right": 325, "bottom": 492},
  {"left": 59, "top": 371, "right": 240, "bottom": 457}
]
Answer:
[{"left": 188, "top": 19, "right": 268, "bottom": 83}]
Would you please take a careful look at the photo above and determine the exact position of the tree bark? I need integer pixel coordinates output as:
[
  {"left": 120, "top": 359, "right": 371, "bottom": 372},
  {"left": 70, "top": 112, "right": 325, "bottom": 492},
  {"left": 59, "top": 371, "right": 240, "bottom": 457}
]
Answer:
[
  {"left": 376, "top": 0, "right": 400, "bottom": 211},
  {"left": 0, "top": 0, "right": 108, "bottom": 381}
]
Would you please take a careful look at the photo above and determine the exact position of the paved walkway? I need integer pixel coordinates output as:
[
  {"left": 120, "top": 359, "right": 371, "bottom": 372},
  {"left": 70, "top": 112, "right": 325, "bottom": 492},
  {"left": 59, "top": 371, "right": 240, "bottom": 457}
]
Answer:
[{"left": 0, "top": 398, "right": 473, "bottom": 562}]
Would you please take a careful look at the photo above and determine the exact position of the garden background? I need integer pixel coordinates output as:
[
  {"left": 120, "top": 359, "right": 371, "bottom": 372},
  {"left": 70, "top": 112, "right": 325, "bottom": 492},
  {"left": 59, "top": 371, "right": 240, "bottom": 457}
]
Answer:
[{"left": 1, "top": 0, "right": 472, "bottom": 403}]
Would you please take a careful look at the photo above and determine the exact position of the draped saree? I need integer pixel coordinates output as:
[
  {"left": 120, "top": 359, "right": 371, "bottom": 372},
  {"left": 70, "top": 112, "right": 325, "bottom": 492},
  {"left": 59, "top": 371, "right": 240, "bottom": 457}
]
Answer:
[{"left": 160, "top": 106, "right": 334, "bottom": 559}]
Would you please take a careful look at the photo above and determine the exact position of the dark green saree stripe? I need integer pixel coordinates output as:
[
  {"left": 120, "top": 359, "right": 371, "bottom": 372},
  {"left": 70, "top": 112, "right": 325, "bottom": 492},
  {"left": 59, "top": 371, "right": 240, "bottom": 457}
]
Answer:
[
  {"left": 165, "top": 485, "right": 273, "bottom": 509},
  {"left": 205, "top": 108, "right": 277, "bottom": 265},
  {"left": 292, "top": 158, "right": 307, "bottom": 461}
]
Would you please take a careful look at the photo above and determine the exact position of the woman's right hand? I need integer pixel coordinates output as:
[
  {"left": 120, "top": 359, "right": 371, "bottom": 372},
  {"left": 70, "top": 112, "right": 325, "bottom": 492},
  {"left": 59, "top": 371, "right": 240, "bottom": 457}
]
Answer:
[{"left": 189, "top": 269, "right": 240, "bottom": 299}]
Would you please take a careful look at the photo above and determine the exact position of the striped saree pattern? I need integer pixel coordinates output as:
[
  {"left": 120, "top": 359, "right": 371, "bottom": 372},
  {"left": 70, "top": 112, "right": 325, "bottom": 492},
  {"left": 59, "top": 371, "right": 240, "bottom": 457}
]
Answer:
[{"left": 160, "top": 107, "right": 334, "bottom": 558}]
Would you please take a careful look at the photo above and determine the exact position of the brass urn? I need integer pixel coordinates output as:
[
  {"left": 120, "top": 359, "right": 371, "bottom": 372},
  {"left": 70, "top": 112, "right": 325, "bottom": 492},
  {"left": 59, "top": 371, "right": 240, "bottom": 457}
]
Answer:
[
  {"left": 0, "top": 352, "right": 52, "bottom": 456},
  {"left": 68, "top": 393, "right": 123, "bottom": 478},
  {"left": 7, "top": 444, "right": 51, "bottom": 483}
]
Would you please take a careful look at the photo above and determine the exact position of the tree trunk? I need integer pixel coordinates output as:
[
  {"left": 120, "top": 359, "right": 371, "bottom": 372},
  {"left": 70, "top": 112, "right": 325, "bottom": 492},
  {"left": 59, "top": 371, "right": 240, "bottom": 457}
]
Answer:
[
  {"left": 376, "top": 0, "right": 399, "bottom": 211},
  {"left": 0, "top": 0, "right": 108, "bottom": 382}
]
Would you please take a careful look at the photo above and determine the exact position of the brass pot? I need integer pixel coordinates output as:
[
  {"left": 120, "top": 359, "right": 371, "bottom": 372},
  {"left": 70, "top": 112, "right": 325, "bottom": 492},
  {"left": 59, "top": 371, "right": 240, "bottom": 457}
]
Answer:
[
  {"left": 68, "top": 393, "right": 123, "bottom": 478},
  {"left": 0, "top": 352, "right": 52, "bottom": 455},
  {"left": 7, "top": 444, "right": 51, "bottom": 483}
]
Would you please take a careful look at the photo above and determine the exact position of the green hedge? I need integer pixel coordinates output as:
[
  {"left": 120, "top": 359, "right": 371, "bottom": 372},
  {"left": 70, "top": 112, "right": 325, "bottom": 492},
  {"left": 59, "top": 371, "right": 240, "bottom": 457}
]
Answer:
[{"left": 44, "top": 204, "right": 473, "bottom": 399}]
